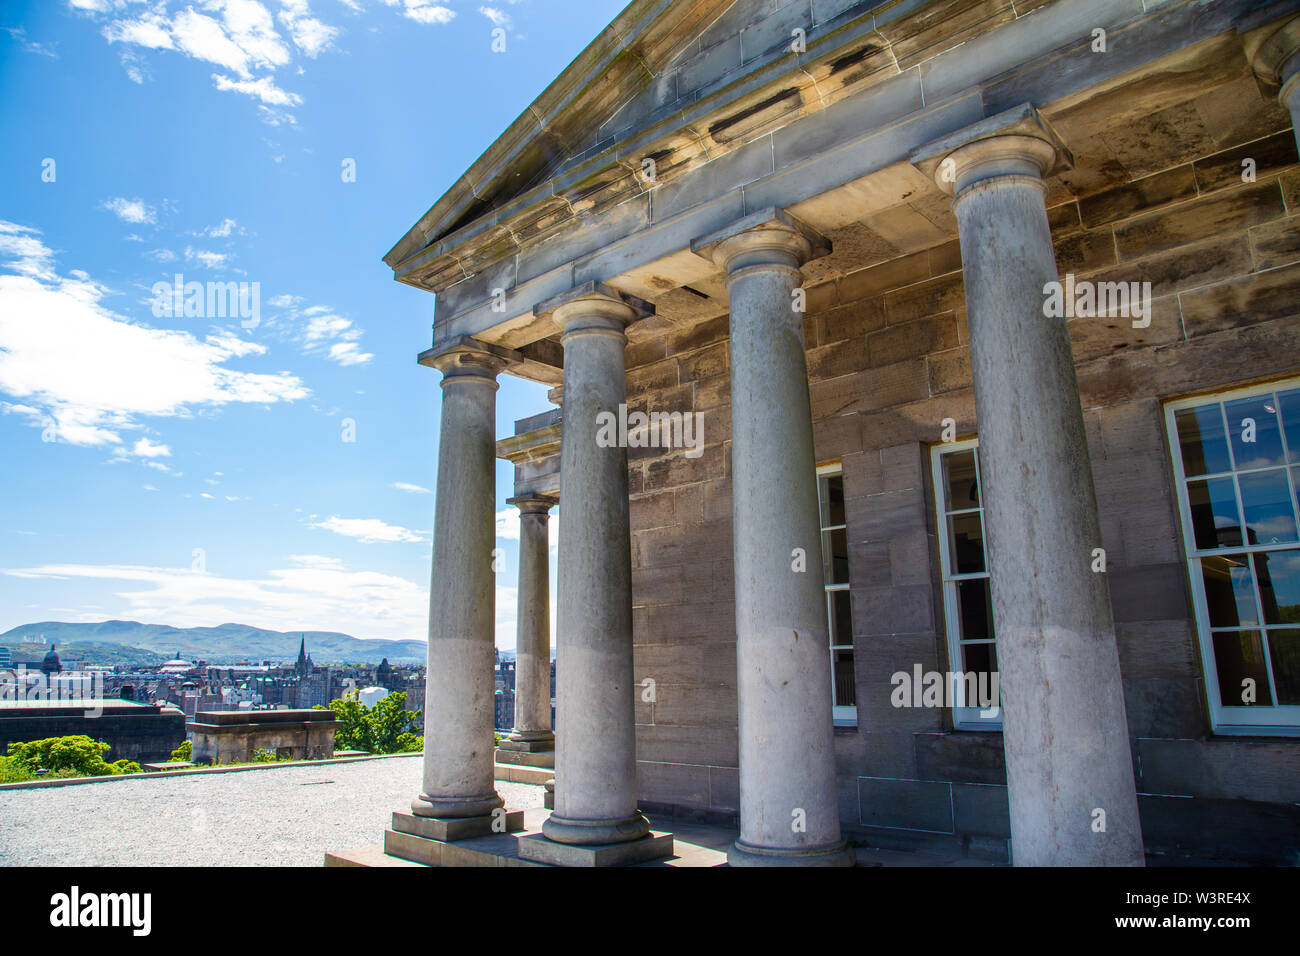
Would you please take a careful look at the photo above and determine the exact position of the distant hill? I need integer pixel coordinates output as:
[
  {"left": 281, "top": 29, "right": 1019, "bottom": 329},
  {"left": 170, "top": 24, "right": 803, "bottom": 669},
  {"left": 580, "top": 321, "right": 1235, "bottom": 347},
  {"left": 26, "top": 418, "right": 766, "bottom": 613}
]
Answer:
[
  {"left": 2, "top": 641, "right": 170, "bottom": 667},
  {"left": 0, "top": 621, "right": 427, "bottom": 666}
]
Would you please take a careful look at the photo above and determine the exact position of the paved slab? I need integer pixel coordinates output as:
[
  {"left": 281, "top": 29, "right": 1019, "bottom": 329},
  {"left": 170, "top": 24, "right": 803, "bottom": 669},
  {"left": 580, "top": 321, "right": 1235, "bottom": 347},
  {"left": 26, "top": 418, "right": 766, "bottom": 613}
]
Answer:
[{"left": 0, "top": 754, "right": 544, "bottom": 867}]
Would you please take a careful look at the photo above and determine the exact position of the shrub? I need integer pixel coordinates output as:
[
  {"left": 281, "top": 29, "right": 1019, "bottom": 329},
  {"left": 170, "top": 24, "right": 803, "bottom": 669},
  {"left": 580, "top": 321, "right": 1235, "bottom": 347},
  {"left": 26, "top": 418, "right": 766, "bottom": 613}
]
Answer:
[
  {"left": 5, "top": 735, "right": 142, "bottom": 778},
  {"left": 169, "top": 740, "right": 192, "bottom": 762}
]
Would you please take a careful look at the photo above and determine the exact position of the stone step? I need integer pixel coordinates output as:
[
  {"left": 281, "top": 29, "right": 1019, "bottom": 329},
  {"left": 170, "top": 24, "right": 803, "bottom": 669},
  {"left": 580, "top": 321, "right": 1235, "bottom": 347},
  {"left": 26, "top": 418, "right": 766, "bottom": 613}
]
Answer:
[
  {"left": 493, "top": 762, "right": 552, "bottom": 785},
  {"left": 324, "top": 844, "right": 426, "bottom": 867},
  {"left": 493, "top": 747, "right": 555, "bottom": 769},
  {"left": 383, "top": 827, "right": 545, "bottom": 867}
]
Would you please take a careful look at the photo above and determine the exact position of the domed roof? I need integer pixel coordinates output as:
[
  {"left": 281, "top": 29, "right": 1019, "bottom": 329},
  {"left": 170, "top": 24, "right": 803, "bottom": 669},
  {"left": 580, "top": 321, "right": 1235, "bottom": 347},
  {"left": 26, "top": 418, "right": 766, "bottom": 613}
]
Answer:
[{"left": 40, "top": 645, "right": 62, "bottom": 674}]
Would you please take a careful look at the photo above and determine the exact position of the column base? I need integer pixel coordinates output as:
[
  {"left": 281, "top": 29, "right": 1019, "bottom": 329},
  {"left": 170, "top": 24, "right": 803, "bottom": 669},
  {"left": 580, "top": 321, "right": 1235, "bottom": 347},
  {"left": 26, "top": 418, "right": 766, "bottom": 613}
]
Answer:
[
  {"left": 541, "top": 810, "right": 651, "bottom": 845},
  {"left": 392, "top": 809, "right": 523, "bottom": 843},
  {"left": 727, "top": 838, "right": 856, "bottom": 867},
  {"left": 499, "top": 733, "right": 555, "bottom": 753},
  {"left": 411, "top": 790, "right": 503, "bottom": 820},
  {"left": 517, "top": 830, "right": 674, "bottom": 867},
  {"left": 543, "top": 777, "right": 554, "bottom": 810}
]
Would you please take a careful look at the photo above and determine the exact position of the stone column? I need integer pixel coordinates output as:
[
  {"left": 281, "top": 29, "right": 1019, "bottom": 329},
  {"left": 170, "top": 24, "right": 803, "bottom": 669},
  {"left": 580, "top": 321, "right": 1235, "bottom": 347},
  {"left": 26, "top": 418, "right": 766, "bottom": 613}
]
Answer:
[
  {"left": 411, "top": 336, "right": 511, "bottom": 822},
  {"left": 1248, "top": 16, "right": 1300, "bottom": 154},
  {"left": 916, "top": 108, "right": 1144, "bottom": 866},
  {"left": 505, "top": 494, "right": 556, "bottom": 750},
  {"left": 519, "top": 282, "right": 671, "bottom": 866},
  {"left": 692, "top": 209, "right": 854, "bottom": 868}
]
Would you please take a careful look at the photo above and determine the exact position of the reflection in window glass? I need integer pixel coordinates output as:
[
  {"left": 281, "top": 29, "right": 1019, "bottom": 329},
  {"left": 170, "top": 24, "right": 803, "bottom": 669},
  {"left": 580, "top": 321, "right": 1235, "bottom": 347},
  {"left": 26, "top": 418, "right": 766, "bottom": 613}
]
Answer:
[
  {"left": 933, "top": 440, "right": 999, "bottom": 728},
  {"left": 1212, "top": 631, "right": 1274, "bottom": 706},
  {"left": 1176, "top": 405, "right": 1232, "bottom": 476},
  {"left": 1225, "top": 396, "right": 1286, "bottom": 470},
  {"left": 1238, "top": 469, "right": 1299, "bottom": 545},
  {"left": 1168, "top": 379, "right": 1300, "bottom": 731},
  {"left": 1268, "top": 629, "right": 1300, "bottom": 705},
  {"left": 1279, "top": 389, "right": 1300, "bottom": 464},
  {"left": 818, "top": 467, "right": 855, "bottom": 723},
  {"left": 1201, "top": 555, "right": 1258, "bottom": 627},
  {"left": 1187, "top": 477, "right": 1243, "bottom": 550}
]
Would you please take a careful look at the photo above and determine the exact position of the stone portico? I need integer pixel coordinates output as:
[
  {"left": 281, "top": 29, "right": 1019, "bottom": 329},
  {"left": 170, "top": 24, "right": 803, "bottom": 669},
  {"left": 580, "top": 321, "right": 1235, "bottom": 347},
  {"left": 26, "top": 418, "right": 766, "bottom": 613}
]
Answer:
[{"left": 348, "top": 0, "right": 1300, "bottom": 867}]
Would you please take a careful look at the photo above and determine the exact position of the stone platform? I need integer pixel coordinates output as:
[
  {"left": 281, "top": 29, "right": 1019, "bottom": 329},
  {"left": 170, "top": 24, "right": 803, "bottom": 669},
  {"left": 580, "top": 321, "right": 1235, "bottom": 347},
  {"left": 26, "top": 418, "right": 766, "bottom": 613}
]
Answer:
[
  {"left": 493, "top": 746, "right": 554, "bottom": 769},
  {"left": 326, "top": 807, "right": 728, "bottom": 868}
]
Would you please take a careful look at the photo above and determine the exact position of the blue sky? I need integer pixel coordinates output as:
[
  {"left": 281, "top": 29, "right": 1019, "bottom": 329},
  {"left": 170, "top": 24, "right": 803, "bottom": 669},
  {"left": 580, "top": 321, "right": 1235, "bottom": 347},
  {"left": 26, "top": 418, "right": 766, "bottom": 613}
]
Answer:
[{"left": 0, "top": 0, "right": 626, "bottom": 648}]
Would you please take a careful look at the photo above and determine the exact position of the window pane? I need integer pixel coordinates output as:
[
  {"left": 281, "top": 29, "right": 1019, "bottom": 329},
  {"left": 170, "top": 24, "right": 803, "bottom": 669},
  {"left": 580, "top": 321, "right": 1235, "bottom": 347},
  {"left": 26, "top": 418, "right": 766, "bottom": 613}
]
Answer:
[
  {"left": 1279, "top": 388, "right": 1300, "bottom": 464},
  {"left": 819, "top": 474, "right": 845, "bottom": 528},
  {"left": 947, "top": 511, "right": 985, "bottom": 575},
  {"left": 1237, "top": 469, "right": 1299, "bottom": 546},
  {"left": 961, "top": 642, "right": 998, "bottom": 698},
  {"left": 1175, "top": 405, "right": 1232, "bottom": 477},
  {"left": 822, "top": 528, "right": 849, "bottom": 585},
  {"left": 1201, "top": 554, "right": 1258, "bottom": 627},
  {"left": 942, "top": 449, "right": 979, "bottom": 511},
  {"left": 1225, "top": 395, "right": 1286, "bottom": 470},
  {"left": 1267, "top": 629, "right": 1300, "bottom": 705},
  {"left": 956, "top": 579, "right": 994, "bottom": 641},
  {"left": 832, "top": 649, "right": 856, "bottom": 707},
  {"left": 1212, "top": 631, "right": 1274, "bottom": 706},
  {"left": 830, "top": 589, "right": 853, "bottom": 646},
  {"left": 1187, "top": 477, "right": 1243, "bottom": 550},
  {"left": 1256, "top": 549, "right": 1300, "bottom": 625}
]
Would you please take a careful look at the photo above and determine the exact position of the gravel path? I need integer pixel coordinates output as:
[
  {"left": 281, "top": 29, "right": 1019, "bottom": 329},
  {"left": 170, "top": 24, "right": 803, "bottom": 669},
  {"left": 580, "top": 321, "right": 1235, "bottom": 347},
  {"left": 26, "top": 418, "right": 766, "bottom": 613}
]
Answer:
[{"left": 0, "top": 756, "right": 545, "bottom": 867}]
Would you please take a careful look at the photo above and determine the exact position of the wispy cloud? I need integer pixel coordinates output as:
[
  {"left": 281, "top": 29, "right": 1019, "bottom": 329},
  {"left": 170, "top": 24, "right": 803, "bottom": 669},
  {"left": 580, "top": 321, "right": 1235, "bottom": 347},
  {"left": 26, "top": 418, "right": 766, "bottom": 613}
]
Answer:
[
  {"left": 312, "top": 516, "right": 425, "bottom": 544},
  {"left": 392, "top": 482, "right": 430, "bottom": 494},
  {"left": 102, "top": 197, "right": 156, "bottom": 225},
  {"left": 0, "top": 220, "right": 308, "bottom": 448}
]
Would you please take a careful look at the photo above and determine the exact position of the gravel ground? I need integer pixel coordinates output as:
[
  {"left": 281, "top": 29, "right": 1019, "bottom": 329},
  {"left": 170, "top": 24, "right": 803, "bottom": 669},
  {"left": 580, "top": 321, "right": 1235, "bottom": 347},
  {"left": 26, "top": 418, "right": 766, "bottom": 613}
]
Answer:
[{"left": 0, "top": 755, "right": 546, "bottom": 867}]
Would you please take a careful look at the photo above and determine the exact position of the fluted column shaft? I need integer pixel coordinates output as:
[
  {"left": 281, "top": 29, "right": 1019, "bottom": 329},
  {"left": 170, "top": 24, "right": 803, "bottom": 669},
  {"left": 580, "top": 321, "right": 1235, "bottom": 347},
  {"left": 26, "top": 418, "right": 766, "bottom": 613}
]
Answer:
[
  {"left": 939, "top": 131, "right": 1144, "bottom": 866},
  {"left": 695, "top": 211, "right": 853, "bottom": 868},
  {"left": 508, "top": 494, "right": 556, "bottom": 745},
  {"left": 412, "top": 341, "right": 507, "bottom": 820}
]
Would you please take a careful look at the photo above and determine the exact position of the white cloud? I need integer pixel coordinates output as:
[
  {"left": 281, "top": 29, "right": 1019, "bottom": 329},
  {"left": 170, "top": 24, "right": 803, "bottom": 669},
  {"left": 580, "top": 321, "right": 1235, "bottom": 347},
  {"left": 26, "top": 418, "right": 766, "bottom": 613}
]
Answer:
[
  {"left": 312, "top": 516, "right": 425, "bottom": 544},
  {"left": 0, "top": 220, "right": 308, "bottom": 447},
  {"left": 479, "top": 6, "right": 510, "bottom": 27},
  {"left": 2, "top": 559, "right": 429, "bottom": 642},
  {"left": 183, "top": 246, "right": 230, "bottom": 269},
  {"left": 264, "top": 296, "right": 372, "bottom": 366},
  {"left": 327, "top": 341, "right": 373, "bottom": 366},
  {"left": 212, "top": 72, "right": 303, "bottom": 107},
  {"left": 392, "top": 482, "right": 430, "bottom": 494},
  {"left": 198, "top": 218, "right": 240, "bottom": 238},
  {"left": 279, "top": 0, "right": 339, "bottom": 56},
  {"left": 102, "top": 197, "right": 156, "bottom": 225},
  {"left": 381, "top": 0, "right": 455, "bottom": 25},
  {"left": 132, "top": 437, "right": 171, "bottom": 458}
]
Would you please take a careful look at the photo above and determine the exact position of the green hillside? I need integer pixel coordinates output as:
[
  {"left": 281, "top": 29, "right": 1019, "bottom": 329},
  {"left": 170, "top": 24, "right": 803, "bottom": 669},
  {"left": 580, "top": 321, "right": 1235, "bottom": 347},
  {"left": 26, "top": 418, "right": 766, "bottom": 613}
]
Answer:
[{"left": 0, "top": 621, "right": 426, "bottom": 665}]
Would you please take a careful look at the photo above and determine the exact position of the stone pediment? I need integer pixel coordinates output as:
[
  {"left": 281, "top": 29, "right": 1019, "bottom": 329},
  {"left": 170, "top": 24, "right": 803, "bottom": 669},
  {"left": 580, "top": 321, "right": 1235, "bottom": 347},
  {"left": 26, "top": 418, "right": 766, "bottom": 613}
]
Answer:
[{"left": 384, "top": 0, "right": 1034, "bottom": 293}]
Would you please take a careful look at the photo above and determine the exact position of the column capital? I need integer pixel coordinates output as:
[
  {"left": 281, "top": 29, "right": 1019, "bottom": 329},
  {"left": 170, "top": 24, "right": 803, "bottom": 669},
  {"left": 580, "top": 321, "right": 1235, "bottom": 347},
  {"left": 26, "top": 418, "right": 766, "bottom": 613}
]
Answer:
[
  {"left": 1245, "top": 14, "right": 1300, "bottom": 106},
  {"left": 911, "top": 103, "right": 1072, "bottom": 199},
  {"left": 533, "top": 281, "right": 654, "bottom": 338},
  {"left": 418, "top": 335, "right": 519, "bottom": 383},
  {"left": 507, "top": 493, "right": 557, "bottom": 515},
  {"left": 691, "top": 207, "right": 830, "bottom": 276}
]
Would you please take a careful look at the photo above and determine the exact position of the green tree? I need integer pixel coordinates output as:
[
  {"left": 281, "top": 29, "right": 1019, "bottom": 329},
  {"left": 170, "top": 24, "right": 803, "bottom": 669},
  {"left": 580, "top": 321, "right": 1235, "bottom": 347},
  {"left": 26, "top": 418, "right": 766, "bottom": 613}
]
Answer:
[
  {"left": 5, "top": 735, "right": 142, "bottom": 777},
  {"left": 169, "top": 740, "right": 192, "bottom": 762},
  {"left": 318, "top": 691, "right": 422, "bottom": 755}
]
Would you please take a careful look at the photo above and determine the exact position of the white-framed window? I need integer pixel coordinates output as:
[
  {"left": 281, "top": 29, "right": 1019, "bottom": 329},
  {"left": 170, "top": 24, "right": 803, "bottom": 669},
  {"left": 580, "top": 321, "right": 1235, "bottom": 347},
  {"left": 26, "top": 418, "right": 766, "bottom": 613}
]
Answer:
[
  {"left": 817, "top": 463, "right": 857, "bottom": 726},
  {"left": 1165, "top": 377, "right": 1300, "bottom": 736},
  {"left": 930, "top": 439, "right": 1001, "bottom": 730}
]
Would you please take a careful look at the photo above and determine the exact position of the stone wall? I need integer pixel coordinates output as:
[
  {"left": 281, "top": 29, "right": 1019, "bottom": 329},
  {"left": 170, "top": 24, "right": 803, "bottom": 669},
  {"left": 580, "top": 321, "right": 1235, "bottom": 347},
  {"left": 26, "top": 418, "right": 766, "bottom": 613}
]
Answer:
[
  {"left": 625, "top": 114, "right": 1300, "bottom": 861},
  {"left": 188, "top": 710, "right": 340, "bottom": 765},
  {"left": 0, "top": 703, "right": 186, "bottom": 765}
]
